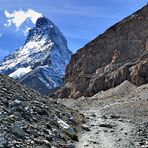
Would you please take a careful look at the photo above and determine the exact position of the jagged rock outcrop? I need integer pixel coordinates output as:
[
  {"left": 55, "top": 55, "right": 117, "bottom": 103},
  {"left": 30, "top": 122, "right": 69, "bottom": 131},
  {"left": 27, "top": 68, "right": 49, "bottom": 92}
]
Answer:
[
  {"left": 57, "top": 5, "right": 148, "bottom": 99},
  {"left": 0, "top": 74, "right": 84, "bottom": 147},
  {"left": 0, "top": 17, "right": 72, "bottom": 95}
]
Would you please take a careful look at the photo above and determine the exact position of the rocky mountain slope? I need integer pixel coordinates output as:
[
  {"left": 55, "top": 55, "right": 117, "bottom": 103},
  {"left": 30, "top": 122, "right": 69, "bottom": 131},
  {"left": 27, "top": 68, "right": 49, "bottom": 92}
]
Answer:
[
  {"left": 0, "top": 74, "right": 84, "bottom": 147},
  {"left": 59, "top": 80, "right": 148, "bottom": 148},
  {"left": 57, "top": 5, "right": 148, "bottom": 99},
  {"left": 0, "top": 17, "right": 72, "bottom": 95}
]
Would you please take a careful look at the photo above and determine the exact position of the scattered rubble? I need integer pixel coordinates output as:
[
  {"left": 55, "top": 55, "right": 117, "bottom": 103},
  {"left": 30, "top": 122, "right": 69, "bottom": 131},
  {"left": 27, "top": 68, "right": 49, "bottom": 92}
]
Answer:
[{"left": 0, "top": 74, "right": 84, "bottom": 147}]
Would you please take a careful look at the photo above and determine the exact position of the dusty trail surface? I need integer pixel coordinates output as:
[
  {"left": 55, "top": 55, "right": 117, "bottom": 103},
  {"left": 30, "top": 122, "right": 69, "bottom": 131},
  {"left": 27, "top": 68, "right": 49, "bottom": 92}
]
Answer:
[{"left": 59, "top": 81, "right": 148, "bottom": 148}]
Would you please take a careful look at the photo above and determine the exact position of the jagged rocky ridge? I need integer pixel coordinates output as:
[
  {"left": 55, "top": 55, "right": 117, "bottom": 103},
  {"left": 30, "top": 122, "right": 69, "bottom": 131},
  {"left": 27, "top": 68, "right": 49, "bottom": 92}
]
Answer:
[
  {"left": 0, "top": 74, "right": 84, "bottom": 147},
  {"left": 56, "top": 5, "right": 148, "bottom": 99},
  {"left": 0, "top": 17, "right": 72, "bottom": 95}
]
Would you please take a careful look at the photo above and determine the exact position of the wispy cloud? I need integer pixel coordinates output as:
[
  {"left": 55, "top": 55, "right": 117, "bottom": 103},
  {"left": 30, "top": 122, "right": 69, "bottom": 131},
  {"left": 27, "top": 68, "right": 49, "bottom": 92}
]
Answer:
[
  {"left": 0, "top": 33, "right": 2, "bottom": 37},
  {"left": 4, "top": 9, "right": 42, "bottom": 29},
  {"left": 49, "top": 4, "right": 117, "bottom": 18}
]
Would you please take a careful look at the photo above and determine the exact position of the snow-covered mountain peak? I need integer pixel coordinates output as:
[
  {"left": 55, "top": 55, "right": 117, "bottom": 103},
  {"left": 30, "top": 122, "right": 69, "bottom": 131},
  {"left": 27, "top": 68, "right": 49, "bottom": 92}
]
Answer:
[
  {"left": 0, "top": 16, "right": 72, "bottom": 94},
  {"left": 36, "top": 16, "right": 54, "bottom": 27}
]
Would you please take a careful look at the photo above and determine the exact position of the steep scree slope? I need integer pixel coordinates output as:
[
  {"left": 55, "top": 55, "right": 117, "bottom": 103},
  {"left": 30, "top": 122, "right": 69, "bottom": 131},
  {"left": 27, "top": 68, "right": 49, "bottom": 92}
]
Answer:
[{"left": 0, "top": 74, "right": 84, "bottom": 147}]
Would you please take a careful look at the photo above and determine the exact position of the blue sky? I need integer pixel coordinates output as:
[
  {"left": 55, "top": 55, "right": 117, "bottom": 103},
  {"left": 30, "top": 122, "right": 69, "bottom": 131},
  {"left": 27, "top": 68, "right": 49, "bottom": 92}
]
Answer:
[{"left": 0, "top": 0, "right": 147, "bottom": 60}]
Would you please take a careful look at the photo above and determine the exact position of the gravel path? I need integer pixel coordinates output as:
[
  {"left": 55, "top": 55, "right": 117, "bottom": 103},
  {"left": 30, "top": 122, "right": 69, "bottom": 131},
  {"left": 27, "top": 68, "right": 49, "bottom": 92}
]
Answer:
[
  {"left": 59, "top": 81, "right": 148, "bottom": 148},
  {"left": 75, "top": 104, "right": 135, "bottom": 148}
]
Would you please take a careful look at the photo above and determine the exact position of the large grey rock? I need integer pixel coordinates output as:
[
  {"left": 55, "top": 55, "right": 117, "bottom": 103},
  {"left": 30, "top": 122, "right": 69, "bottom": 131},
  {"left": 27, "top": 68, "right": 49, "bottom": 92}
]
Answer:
[{"left": 11, "top": 123, "right": 25, "bottom": 138}]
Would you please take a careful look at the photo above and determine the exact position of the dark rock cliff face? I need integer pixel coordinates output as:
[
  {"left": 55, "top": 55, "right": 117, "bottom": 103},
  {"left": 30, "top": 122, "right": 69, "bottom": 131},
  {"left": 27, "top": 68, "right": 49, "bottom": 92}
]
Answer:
[{"left": 57, "top": 5, "right": 148, "bottom": 99}]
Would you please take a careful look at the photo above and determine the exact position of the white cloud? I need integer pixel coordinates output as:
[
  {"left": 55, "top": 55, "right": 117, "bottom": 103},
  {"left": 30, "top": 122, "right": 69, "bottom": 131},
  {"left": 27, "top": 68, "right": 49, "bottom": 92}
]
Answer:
[
  {"left": 0, "top": 33, "right": 2, "bottom": 37},
  {"left": 4, "top": 9, "right": 43, "bottom": 29}
]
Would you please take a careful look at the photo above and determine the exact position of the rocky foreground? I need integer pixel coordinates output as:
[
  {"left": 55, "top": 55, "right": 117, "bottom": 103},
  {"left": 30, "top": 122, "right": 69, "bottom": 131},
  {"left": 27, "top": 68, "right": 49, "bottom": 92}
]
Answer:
[
  {"left": 1, "top": 76, "right": 148, "bottom": 148},
  {"left": 0, "top": 74, "right": 84, "bottom": 148},
  {"left": 59, "top": 81, "right": 148, "bottom": 148}
]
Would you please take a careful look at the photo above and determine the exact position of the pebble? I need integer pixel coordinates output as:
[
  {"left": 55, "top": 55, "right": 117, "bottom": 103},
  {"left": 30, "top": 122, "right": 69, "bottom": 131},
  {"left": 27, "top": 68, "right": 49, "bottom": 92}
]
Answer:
[
  {"left": 117, "top": 138, "right": 122, "bottom": 141},
  {"left": 61, "top": 143, "right": 75, "bottom": 148},
  {"left": 99, "top": 123, "right": 113, "bottom": 128},
  {"left": 82, "top": 124, "right": 91, "bottom": 131}
]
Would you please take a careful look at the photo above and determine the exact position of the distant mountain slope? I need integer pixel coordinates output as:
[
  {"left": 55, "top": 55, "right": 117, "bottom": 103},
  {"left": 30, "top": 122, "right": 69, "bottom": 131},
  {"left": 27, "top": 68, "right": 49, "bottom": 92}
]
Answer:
[
  {"left": 57, "top": 5, "right": 148, "bottom": 99},
  {"left": 0, "top": 17, "right": 72, "bottom": 94}
]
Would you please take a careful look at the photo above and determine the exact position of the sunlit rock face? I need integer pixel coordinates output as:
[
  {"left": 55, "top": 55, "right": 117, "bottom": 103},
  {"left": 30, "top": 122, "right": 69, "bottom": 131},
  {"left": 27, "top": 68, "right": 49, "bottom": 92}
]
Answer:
[{"left": 56, "top": 5, "right": 148, "bottom": 99}]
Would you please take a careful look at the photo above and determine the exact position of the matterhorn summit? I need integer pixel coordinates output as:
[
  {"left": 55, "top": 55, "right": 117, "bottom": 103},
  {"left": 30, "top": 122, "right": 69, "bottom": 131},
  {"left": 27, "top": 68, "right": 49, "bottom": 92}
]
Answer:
[{"left": 0, "top": 17, "right": 72, "bottom": 94}]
